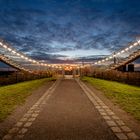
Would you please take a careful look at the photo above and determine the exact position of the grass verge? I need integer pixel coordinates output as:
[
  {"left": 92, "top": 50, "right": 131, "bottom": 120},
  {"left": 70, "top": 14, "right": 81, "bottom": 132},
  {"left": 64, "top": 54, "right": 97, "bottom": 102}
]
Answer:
[
  {"left": 0, "top": 77, "right": 55, "bottom": 121},
  {"left": 81, "top": 76, "right": 140, "bottom": 121}
]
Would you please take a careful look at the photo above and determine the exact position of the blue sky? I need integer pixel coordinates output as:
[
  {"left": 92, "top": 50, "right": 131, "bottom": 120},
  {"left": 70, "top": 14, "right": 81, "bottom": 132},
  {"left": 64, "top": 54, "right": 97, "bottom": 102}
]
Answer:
[{"left": 0, "top": 0, "right": 140, "bottom": 63}]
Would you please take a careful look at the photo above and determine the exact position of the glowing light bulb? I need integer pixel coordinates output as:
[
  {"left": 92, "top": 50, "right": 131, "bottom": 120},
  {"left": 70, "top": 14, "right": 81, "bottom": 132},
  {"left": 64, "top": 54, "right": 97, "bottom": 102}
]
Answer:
[
  {"left": 125, "top": 48, "right": 129, "bottom": 51},
  {"left": 3, "top": 45, "right": 7, "bottom": 48},
  {"left": 0, "top": 42, "right": 3, "bottom": 46},
  {"left": 16, "top": 53, "right": 20, "bottom": 56},
  {"left": 121, "top": 50, "right": 124, "bottom": 53},
  {"left": 133, "top": 42, "right": 138, "bottom": 46},
  {"left": 129, "top": 45, "right": 133, "bottom": 49},
  {"left": 12, "top": 50, "right": 16, "bottom": 54},
  {"left": 8, "top": 48, "right": 12, "bottom": 51}
]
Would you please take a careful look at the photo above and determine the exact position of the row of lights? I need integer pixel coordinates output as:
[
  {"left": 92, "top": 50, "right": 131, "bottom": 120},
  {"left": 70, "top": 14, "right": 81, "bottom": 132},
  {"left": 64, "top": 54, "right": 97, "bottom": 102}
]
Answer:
[
  {"left": 94, "top": 40, "right": 140, "bottom": 65},
  {"left": 1, "top": 41, "right": 84, "bottom": 69},
  {"left": 0, "top": 52, "right": 32, "bottom": 73},
  {"left": 0, "top": 41, "right": 60, "bottom": 68},
  {"left": 2, "top": 39, "right": 139, "bottom": 69},
  {"left": 0, "top": 40, "right": 84, "bottom": 71}
]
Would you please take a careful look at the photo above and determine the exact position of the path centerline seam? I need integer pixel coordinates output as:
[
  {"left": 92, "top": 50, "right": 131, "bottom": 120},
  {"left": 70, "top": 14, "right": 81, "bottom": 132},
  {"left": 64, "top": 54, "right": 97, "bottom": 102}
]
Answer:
[
  {"left": 76, "top": 78, "right": 140, "bottom": 140},
  {"left": 2, "top": 79, "right": 61, "bottom": 140}
]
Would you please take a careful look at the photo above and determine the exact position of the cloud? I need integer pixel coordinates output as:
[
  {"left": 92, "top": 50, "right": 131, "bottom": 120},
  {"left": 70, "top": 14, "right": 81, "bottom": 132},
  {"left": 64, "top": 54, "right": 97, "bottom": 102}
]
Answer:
[{"left": 0, "top": 0, "right": 140, "bottom": 63}]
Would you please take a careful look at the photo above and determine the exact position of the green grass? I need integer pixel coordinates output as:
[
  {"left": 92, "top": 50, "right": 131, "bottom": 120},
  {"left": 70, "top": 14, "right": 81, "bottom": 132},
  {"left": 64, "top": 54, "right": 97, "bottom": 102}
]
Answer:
[
  {"left": 82, "top": 76, "right": 140, "bottom": 121},
  {"left": 0, "top": 77, "right": 55, "bottom": 121}
]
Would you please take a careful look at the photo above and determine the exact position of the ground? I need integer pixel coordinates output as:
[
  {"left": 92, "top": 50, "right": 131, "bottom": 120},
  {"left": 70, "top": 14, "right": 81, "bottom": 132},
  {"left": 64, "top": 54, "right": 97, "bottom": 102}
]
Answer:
[{"left": 0, "top": 77, "right": 140, "bottom": 140}]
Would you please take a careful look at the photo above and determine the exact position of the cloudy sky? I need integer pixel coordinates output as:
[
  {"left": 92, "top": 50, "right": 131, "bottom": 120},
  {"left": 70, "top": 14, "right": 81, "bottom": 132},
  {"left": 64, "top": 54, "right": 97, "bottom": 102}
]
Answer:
[{"left": 0, "top": 0, "right": 140, "bottom": 63}]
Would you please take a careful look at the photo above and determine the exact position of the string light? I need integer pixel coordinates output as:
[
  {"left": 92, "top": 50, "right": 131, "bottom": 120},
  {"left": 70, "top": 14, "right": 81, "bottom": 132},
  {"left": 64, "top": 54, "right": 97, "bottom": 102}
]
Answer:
[
  {"left": 125, "top": 48, "right": 129, "bottom": 51},
  {"left": 129, "top": 45, "right": 133, "bottom": 49},
  {"left": 0, "top": 39, "right": 139, "bottom": 69},
  {"left": 133, "top": 42, "right": 138, "bottom": 46},
  {"left": 94, "top": 40, "right": 140, "bottom": 65},
  {"left": 3, "top": 45, "right": 7, "bottom": 49},
  {"left": 12, "top": 50, "right": 16, "bottom": 54},
  {"left": 0, "top": 42, "right": 3, "bottom": 46},
  {"left": 0, "top": 41, "right": 50, "bottom": 67}
]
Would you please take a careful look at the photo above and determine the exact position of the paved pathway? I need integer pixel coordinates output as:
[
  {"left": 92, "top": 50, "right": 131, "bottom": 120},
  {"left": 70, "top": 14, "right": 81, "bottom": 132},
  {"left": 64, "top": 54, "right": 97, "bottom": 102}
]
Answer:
[{"left": 2, "top": 78, "right": 139, "bottom": 140}]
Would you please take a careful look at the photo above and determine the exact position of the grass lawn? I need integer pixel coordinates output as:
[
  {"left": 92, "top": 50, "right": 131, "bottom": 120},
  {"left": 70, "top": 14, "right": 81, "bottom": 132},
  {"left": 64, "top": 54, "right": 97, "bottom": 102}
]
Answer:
[
  {"left": 82, "top": 76, "right": 140, "bottom": 121},
  {"left": 0, "top": 77, "right": 55, "bottom": 121}
]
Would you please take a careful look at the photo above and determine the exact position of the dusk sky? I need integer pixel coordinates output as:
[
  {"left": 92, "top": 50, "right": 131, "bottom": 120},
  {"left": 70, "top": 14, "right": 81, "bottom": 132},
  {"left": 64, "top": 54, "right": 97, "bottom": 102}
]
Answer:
[{"left": 0, "top": 0, "right": 140, "bottom": 63}]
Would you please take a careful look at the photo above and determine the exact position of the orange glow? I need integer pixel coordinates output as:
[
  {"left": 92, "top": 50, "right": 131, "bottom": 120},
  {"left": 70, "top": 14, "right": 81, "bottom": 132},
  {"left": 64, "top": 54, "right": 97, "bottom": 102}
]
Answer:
[{"left": 65, "top": 66, "right": 73, "bottom": 71}]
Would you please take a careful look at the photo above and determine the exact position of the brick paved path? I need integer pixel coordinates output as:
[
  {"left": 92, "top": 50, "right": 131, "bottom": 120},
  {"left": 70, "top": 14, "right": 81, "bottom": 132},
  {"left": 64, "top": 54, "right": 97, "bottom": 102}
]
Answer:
[{"left": 3, "top": 79, "right": 139, "bottom": 140}]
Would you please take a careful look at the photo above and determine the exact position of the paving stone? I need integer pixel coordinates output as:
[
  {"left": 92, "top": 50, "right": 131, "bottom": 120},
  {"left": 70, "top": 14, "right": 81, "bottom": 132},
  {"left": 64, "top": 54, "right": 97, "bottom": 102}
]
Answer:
[
  {"left": 102, "top": 106, "right": 108, "bottom": 109},
  {"left": 27, "top": 110, "right": 34, "bottom": 114},
  {"left": 115, "top": 133, "right": 128, "bottom": 140},
  {"left": 90, "top": 98, "right": 97, "bottom": 103},
  {"left": 98, "top": 109, "right": 104, "bottom": 112},
  {"left": 24, "top": 122, "right": 32, "bottom": 127},
  {"left": 95, "top": 106, "right": 101, "bottom": 109},
  {"left": 107, "top": 111, "right": 115, "bottom": 116},
  {"left": 100, "top": 112, "right": 107, "bottom": 116},
  {"left": 23, "top": 113, "right": 31, "bottom": 118},
  {"left": 30, "top": 106, "right": 36, "bottom": 110},
  {"left": 111, "top": 126, "right": 122, "bottom": 133},
  {"left": 34, "top": 110, "right": 40, "bottom": 113},
  {"left": 33, "top": 105, "right": 38, "bottom": 107},
  {"left": 34, "top": 107, "right": 40, "bottom": 110},
  {"left": 93, "top": 102, "right": 98, "bottom": 106},
  {"left": 103, "top": 115, "right": 111, "bottom": 120},
  {"left": 116, "top": 120, "right": 125, "bottom": 126},
  {"left": 19, "top": 128, "right": 28, "bottom": 134},
  {"left": 99, "top": 103, "right": 105, "bottom": 106},
  {"left": 97, "top": 101, "right": 102, "bottom": 105},
  {"left": 106, "top": 120, "right": 117, "bottom": 126},
  {"left": 121, "top": 126, "right": 131, "bottom": 132},
  {"left": 35, "top": 103, "right": 40, "bottom": 105},
  {"left": 32, "top": 113, "right": 39, "bottom": 118},
  {"left": 2, "top": 134, "right": 12, "bottom": 140},
  {"left": 9, "top": 127, "right": 19, "bottom": 134},
  {"left": 127, "top": 132, "right": 139, "bottom": 139},
  {"left": 28, "top": 117, "right": 36, "bottom": 122},
  {"left": 30, "top": 108, "right": 36, "bottom": 111},
  {"left": 20, "top": 118, "right": 28, "bottom": 122},
  {"left": 15, "top": 122, "right": 23, "bottom": 127},
  {"left": 94, "top": 96, "right": 100, "bottom": 100},
  {"left": 105, "top": 109, "right": 112, "bottom": 112},
  {"left": 112, "top": 115, "right": 120, "bottom": 120},
  {"left": 96, "top": 98, "right": 102, "bottom": 102}
]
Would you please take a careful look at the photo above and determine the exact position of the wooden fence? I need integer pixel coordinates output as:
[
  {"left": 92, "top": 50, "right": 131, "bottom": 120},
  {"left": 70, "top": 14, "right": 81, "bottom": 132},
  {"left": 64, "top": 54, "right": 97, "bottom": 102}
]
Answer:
[
  {"left": 0, "top": 71, "right": 53, "bottom": 86},
  {"left": 81, "top": 67, "right": 140, "bottom": 86}
]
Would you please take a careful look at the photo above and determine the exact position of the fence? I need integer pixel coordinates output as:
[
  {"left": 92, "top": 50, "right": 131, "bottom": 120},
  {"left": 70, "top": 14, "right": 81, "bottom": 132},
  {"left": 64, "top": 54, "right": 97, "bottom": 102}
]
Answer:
[
  {"left": 81, "top": 67, "right": 140, "bottom": 86},
  {"left": 0, "top": 71, "right": 53, "bottom": 86}
]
